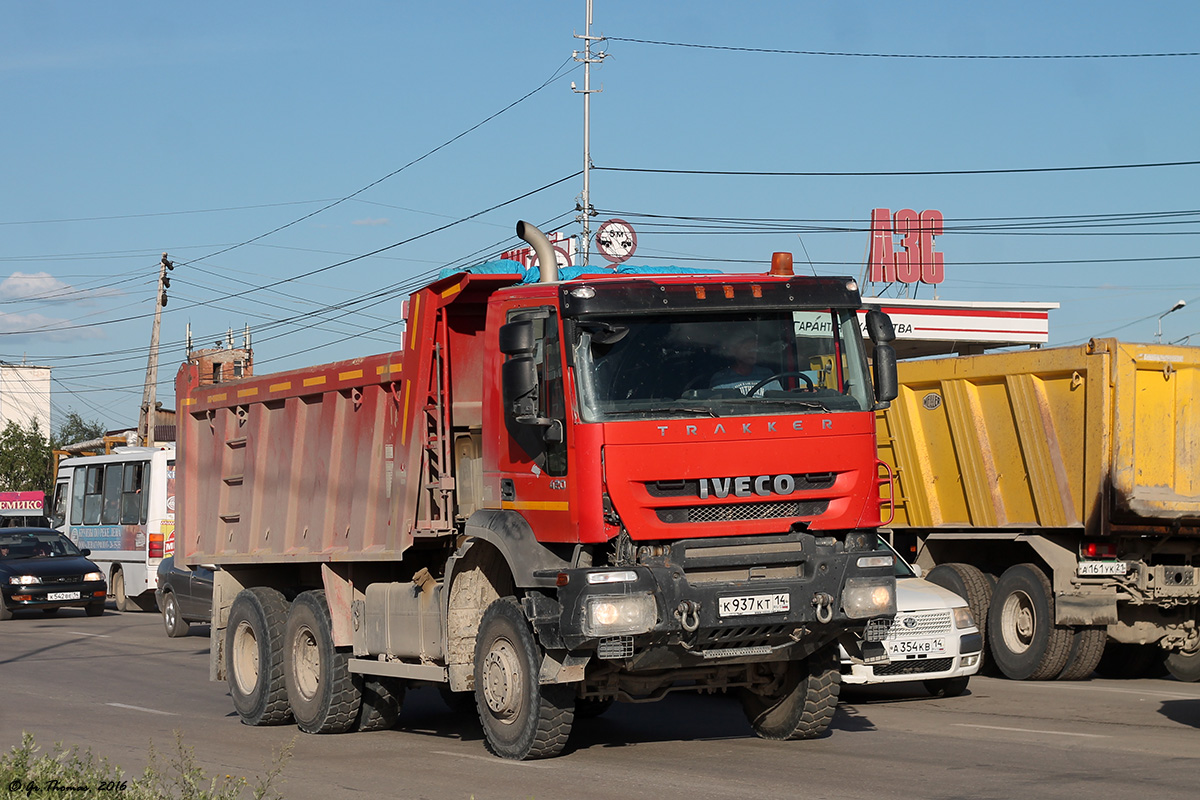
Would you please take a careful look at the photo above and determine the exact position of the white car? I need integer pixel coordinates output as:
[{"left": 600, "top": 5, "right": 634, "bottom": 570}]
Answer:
[{"left": 841, "top": 538, "right": 982, "bottom": 696}]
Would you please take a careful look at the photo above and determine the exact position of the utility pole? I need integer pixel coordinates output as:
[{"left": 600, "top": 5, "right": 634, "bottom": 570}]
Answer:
[
  {"left": 138, "top": 253, "right": 173, "bottom": 447},
  {"left": 573, "top": 0, "right": 606, "bottom": 267}
]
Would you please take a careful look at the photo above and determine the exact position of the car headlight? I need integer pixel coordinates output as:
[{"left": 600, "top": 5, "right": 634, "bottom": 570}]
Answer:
[
  {"left": 83, "top": 571, "right": 104, "bottom": 583},
  {"left": 582, "top": 593, "right": 656, "bottom": 637},
  {"left": 953, "top": 606, "right": 975, "bottom": 629},
  {"left": 842, "top": 577, "right": 896, "bottom": 618},
  {"left": 9, "top": 575, "right": 42, "bottom": 585}
]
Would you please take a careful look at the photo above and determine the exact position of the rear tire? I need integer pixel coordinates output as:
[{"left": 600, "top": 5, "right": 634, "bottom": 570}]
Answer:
[
  {"left": 162, "top": 591, "right": 190, "bottom": 638},
  {"left": 283, "top": 590, "right": 362, "bottom": 734},
  {"left": 1056, "top": 627, "right": 1107, "bottom": 680},
  {"left": 1164, "top": 647, "right": 1200, "bottom": 683},
  {"left": 987, "top": 564, "right": 1073, "bottom": 681},
  {"left": 474, "top": 598, "right": 574, "bottom": 760},
  {"left": 355, "top": 677, "right": 404, "bottom": 732},
  {"left": 740, "top": 644, "right": 841, "bottom": 740},
  {"left": 226, "top": 587, "right": 293, "bottom": 726}
]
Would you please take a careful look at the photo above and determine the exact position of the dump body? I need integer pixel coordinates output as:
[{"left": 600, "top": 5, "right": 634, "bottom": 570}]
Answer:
[
  {"left": 177, "top": 260, "right": 902, "bottom": 756},
  {"left": 877, "top": 338, "right": 1200, "bottom": 680}
]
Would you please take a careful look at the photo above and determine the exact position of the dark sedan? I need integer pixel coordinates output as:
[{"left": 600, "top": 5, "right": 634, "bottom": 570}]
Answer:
[
  {"left": 0, "top": 528, "right": 107, "bottom": 619},
  {"left": 155, "top": 555, "right": 213, "bottom": 637}
]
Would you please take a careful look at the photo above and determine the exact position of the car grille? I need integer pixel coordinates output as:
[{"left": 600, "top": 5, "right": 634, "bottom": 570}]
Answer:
[
  {"left": 42, "top": 575, "right": 85, "bottom": 584},
  {"left": 656, "top": 500, "right": 829, "bottom": 524},
  {"left": 885, "top": 610, "right": 952, "bottom": 639},
  {"left": 872, "top": 658, "right": 954, "bottom": 676}
]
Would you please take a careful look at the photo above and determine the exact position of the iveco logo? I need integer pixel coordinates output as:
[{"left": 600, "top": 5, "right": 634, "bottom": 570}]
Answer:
[{"left": 698, "top": 475, "right": 799, "bottom": 499}]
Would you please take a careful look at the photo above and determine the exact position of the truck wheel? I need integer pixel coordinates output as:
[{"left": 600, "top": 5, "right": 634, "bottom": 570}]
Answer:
[
  {"left": 283, "top": 590, "right": 362, "bottom": 734},
  {"left": 113, "top": 569, "right": 133, "bottom": 613},
  {"left": 988, "top": 564, "right": 1072, "bottom": 680},
  {"left": 740, "top": 643, "right": 840, "bottom": 740},
  {"left": 226, "top": 587, "right": 293, "bottom": 726},
  {"left": 1056, "top": 627, "right": 1107, "bottom": 680},
  {"left": 161, "top": 591, "right": 190, "bottom": 638},
  {"left": 926, "top": 563, "right": 994, "bottom": 667},
  {"left": 923, "top": 676, "right": 970, "bottom": 697},
  {"left": 1164, "top": 647, "right": 1200, "bottom": 682},
  {"left": 355, "top": 677, "right": 404, "bottom": 732},
  {"left": 474, "top": 598, "right": 574, "bottom": 760}
]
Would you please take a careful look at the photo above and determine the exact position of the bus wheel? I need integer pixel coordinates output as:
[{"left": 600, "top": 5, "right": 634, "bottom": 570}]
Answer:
[{"left": 226, "top": 587, "right": 293, "bottom": 726}]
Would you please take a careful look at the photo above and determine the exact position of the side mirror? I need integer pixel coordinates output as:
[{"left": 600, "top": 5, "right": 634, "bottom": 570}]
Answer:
[
  {"left": 81, "top": 548, "right": 92, "bottom": 557},
  {"left": 873, "top": 343, "right": 898, "bottom": 409},
  {"left": 499, "top": 320, "right": 536, "bottom": 355},
  {"left": 865, "top": 309, "right": 895, "bottom": 344},
  {"left": 502, "top": 356, "right": 539, "bottom": 419}
]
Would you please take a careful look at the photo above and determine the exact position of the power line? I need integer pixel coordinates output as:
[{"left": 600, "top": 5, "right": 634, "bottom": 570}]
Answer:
[
  {"left": 595, "top": 159, "right": 1200, "bottom": 177},
  {"left": 606, "top": 36, "right": 1200, "bottom": 59}
]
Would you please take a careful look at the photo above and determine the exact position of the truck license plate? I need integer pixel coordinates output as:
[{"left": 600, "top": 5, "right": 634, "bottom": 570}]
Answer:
[
  {"left": 886, "top": 637, "right": 945, "bottom": 656},
  {"left": 46, "top": 591, "right": 80, "bottom": 601},
  {"left": 1078, "top": 561, "right": 1126, "bottom": 576},
  {"left": 719, "top": 593, "right": 790, "bottom": 617}
]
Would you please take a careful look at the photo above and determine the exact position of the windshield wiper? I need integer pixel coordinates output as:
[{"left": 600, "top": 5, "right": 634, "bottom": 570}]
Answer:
[{"left": 657, "top": 404, "right": 720, "bottom": 417}]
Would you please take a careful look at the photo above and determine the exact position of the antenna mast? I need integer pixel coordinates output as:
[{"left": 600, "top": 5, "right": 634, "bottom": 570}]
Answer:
[{"left": 574, "top": 0, "right": 605, "bottom": 267}]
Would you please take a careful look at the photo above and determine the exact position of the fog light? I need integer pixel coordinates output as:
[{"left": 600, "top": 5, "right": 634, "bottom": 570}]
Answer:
[
  {"left": 961, "top": 654, "right": 980, "bottom": 668},
  {"left": 842, "top": 577, "right": 897, "bottom": 619},
  {"left": 582, "top": 593, "right": 656, "bottom": 637}
]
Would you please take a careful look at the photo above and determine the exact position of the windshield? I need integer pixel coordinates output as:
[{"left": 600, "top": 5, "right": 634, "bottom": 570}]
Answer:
[
  {"left": 0, "top": 531, "right": 83, "bottom": 560},
  {"left": 572, "top": 309, "right": 873, "bottom": 421}
]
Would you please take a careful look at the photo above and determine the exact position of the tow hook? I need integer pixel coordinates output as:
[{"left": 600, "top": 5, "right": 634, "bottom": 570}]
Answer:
[
  {"left": 812, "top": 592, "right": 834, "bottom": 623},
  {"left": 675, "top": 599, "right": 701, "bottom": 632}
]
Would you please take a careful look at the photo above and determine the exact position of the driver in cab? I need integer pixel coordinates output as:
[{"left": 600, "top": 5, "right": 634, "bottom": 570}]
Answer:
[{"left": 709, "top": 332, "right": 782, "bottom": 397}]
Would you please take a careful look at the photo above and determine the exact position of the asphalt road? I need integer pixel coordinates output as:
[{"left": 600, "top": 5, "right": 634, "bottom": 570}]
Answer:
[{"left": 2, "top": 604, "right": 1198, "bottom": 800}]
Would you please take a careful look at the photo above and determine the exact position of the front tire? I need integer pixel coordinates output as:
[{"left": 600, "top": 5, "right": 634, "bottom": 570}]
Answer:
[
  {"left": 355, "top": 677, "right": 404, "bottom": 732},
  {"left": 988, "top": 564, "right": 1072, "bottom": 680},
  {"left": 162, "top": 591, "right": 190, "bottom": 638},
  {"left": 283, "top": 590, "right": 361, "bottom": 734},
  {"left": 740, "top": 644, "right": 840, "bottom": 740},
  {"left": 474, "top": 598, "right": 574, "bottom": 760},
  {"left": 1164, "top": 647, "right": 1200, "bottom": 682},
  {"left": 226, "top": 587, "right": 293, "bottom": 726},
  {"left": 113, "top": 569, "right": 133, "bottom": 613}
]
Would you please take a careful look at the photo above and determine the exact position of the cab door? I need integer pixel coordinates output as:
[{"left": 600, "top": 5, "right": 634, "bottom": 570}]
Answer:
[{"left": 496, "top": 306, "right": 574, "bottom": 542}]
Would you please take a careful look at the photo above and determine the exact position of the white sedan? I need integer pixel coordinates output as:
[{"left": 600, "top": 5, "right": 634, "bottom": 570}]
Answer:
[{"left": 841, "top": 539, "right": 982, "bottom": 696}]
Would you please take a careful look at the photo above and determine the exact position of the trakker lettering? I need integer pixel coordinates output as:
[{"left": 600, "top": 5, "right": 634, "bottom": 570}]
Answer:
[
  {"left": 699, "top": 474, "right": 799, "bottom": 499},
  {"left": 657, "top": 419, "right": 833, "bottom": 436}
]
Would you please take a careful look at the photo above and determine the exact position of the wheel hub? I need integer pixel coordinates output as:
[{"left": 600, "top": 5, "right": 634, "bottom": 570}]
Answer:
[
  {"left": 481, "top": 637, "right": 522, "bottom": 721},
  {"left": 1001, "top": 590, "right": 1036, "bottom": 654},
  {"left": 292, "top": 625, "right": 321, "bottom": 700},
  {"left": 231, "top": 620, "right": 259, "bottom": 694}
]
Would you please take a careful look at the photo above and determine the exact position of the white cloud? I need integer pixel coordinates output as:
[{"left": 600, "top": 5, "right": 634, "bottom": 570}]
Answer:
[
  {"left": 0, "top": 311, "right": 103, "bottom": 342},
  {"left": 0, "top": 272, "right": 122, "bottom": 304}
]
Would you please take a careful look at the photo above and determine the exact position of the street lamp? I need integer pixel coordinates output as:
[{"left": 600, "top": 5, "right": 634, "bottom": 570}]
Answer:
[{"left": 1157, "top": 299, "right": 1186, "bottom": 343}]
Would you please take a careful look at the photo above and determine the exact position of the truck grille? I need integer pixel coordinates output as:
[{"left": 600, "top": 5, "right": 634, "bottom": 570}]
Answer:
[
  {"left": 872, "top": 658, "right": 954, "bottom": 676},
  {"left": 656, "top": 500, "right": 828, "bottom": 524},
  {"left": 886, "top": 610, "right": 952, "bottom": 639},
  {"left": 644, "top": 473, "right": 836, "bottom": 498}
]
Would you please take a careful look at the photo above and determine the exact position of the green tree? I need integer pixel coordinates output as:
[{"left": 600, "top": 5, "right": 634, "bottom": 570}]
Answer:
[
  {"left": 0, "top": 419, "right": 51, "bottom": 493},
  {"left": 51, "top": 411, "right": 107, "bottom": 450}
]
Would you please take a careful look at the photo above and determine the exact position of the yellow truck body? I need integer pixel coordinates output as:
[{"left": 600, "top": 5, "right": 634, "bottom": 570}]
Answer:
[{"left": 875, "top": 339, "right": 1200, "bottom": 682}]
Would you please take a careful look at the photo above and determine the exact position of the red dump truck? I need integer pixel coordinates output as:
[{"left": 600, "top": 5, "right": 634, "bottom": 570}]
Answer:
[{"left": 176, "top": 223, "right": 901, "bottom": 759}]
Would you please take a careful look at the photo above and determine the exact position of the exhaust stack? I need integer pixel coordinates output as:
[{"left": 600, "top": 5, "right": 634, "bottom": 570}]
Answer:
[{"left": 516, "top": 221, "right": 558, "bottom": 283}]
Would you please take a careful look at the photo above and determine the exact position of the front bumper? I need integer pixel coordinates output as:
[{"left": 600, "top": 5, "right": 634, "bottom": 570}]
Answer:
[
  {"left": 527, "top": 531, "right": 896, "bottom": 670},
  {"left": 3, "top": 580, "right": 107, "bottom": 613}
]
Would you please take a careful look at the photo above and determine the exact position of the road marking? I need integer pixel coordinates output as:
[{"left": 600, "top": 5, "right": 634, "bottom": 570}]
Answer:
[
  {"left": 67, "top": 631, "right": 109, "bottom": 637},
  {"left": 106, "top": 703, "right": 178, "bottom": 716},
  {"left": 430, "top": 751, "right": 551, "bottom": 768},
  {"left": 953, "top": 723, "right": 1106, "bottom": 739},
  {"left": 1020, "top": 682, "right": 1200, "bottom": 701}
]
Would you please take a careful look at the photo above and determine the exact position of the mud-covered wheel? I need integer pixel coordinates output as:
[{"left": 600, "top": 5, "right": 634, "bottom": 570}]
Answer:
[
  {"left": 1164, "top": 646, "right": 1200, "bottom": 682},
  {"left": 988, "top": 564, "right": 1073, "bottom": 680},
  {"left": 1056, "top": 627, "right": 1107, "bottom": 680},
  {"left": 162, "top": 591, "right": 190, "bottom": 638},
  {"left": 226, "top": 587, "right": 293, "bottom": 726},
  {"left": 474, "top": 598, "right": 574, "bottom": 760},
  {"left": 926, "top": 563, "right": 993, "bottom": 665},
  {"left": 283, "top": 590, "right": 361, "bottom": 734},
  {"left": 740, "top": 643, "right": 841, "bottom": 740},
  {"left": 355, "top": 677, "right": 404, "bottom": 732}
]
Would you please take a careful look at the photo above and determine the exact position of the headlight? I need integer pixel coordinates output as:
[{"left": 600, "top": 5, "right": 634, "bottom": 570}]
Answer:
[
  {"left": 9, "top": 575, "right": 42, "bottom": 585},
  {"left": 83, "top": 571, "right": 104, "bottom": 583},
  {"left": 582, "top": 593, "right": 656, "bottom": 637},
  {"left": 842, "top": 577, "right": 896, "bottom": 618},
  {"left": 953, "top": 606, "right": 975, "bottom": 629}
]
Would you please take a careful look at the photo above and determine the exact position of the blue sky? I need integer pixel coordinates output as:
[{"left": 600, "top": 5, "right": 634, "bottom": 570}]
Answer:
[{"left": 2, "top": 1, "right": 1198, "bottom": 430}]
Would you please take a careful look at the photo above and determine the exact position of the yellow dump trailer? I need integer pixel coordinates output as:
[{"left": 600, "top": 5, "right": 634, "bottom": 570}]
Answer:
[{"left": 877, "top": 338, "right": 1200, "bottom": 683}]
